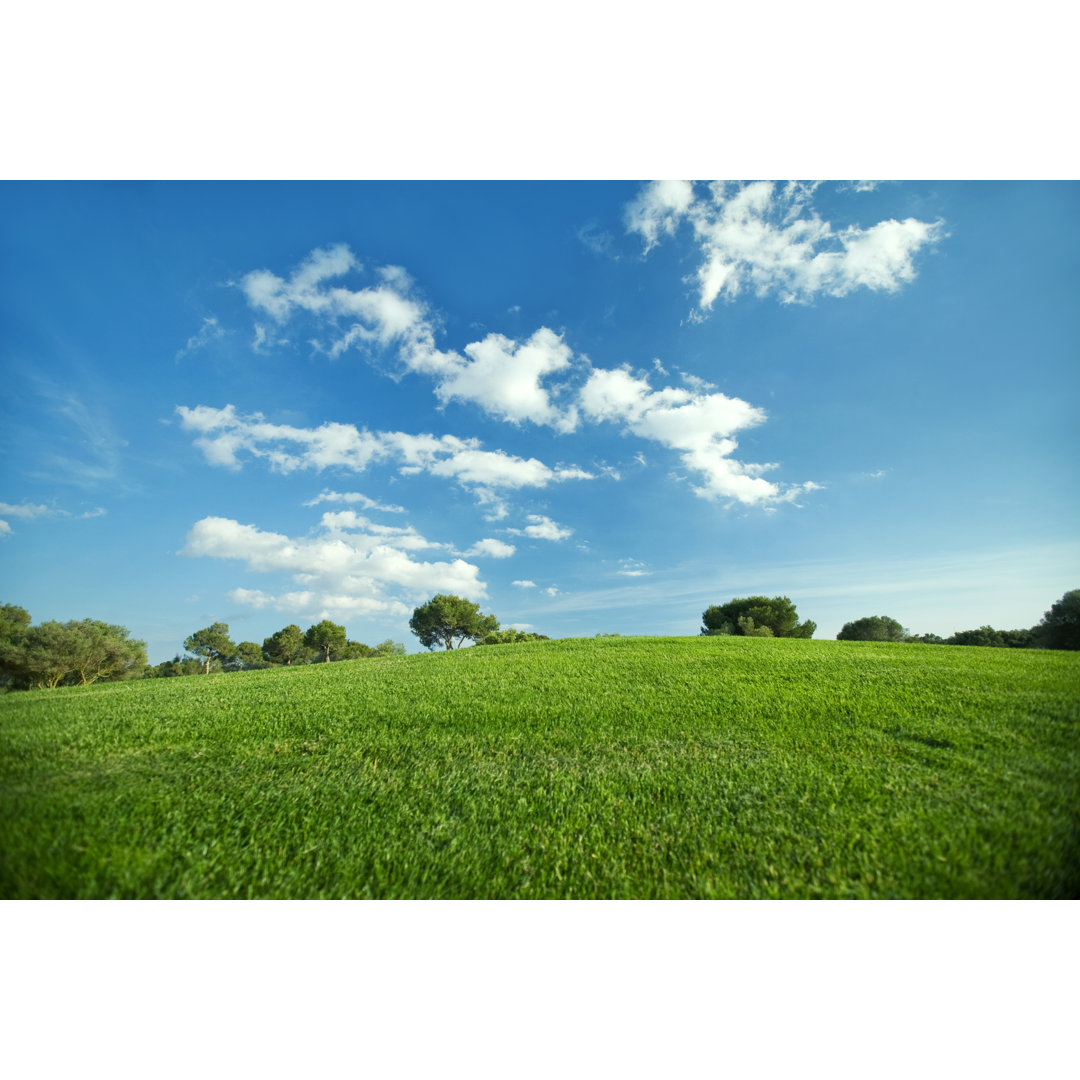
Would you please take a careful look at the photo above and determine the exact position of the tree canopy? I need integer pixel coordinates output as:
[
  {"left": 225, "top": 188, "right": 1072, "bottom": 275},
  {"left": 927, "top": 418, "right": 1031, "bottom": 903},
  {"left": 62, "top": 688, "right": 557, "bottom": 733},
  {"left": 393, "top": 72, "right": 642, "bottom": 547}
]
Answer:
[
  {"left": 701, "top": 596, "right": 816, "bottom": 639},
  {"left": 1034, "top": 589, "right": 1080, "bottom": 650},
  {"left": 837, "top": 615, "right": 908, "bottom": 642},
  {"left": 305, "top": 620, "right": 347, "bottom": 662},
  {"left": 0, "top": 607, "right": 146, "bottom": 689},
  {"left": 409, "top": 595, "right": 499, "bottom": 650},
  {"left": 262, "top": 624, "right": 312, "bottom": 666},
  {"left": 184, "top": 623, "right": 235, "bottom": 674}
]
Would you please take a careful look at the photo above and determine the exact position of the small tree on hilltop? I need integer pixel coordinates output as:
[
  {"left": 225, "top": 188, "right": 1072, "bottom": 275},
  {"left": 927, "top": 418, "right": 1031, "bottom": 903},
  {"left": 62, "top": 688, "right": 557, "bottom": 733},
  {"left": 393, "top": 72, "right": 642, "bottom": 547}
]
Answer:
[
  {"left": 701, "top": 596, "right": 815, "bottom": 639},
  {"left": 409, "top": 594, "right": 498, "bottom": 650},
  {"left": 305, "top": 620, "right": 347, "bottom": 662},
  {"left": 837, "top": 616, "right": 908, "bottom": 642},
  {"left": 184, "top": 622, "right": 235, "bottom": 674}
]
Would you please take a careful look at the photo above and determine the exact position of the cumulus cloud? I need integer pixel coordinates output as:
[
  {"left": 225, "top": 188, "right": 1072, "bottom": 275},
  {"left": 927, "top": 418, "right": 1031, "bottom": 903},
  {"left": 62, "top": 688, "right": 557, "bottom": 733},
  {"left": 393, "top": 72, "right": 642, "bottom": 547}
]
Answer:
[
  {"left": 507, "top": 514, "right": 573, "bottom": 541},
  {"left": 175, "top": 405, "right": 593, "bottom": 496},
  {"left": 464, "top": 538, "right": 516, "bottom": 558},
  {"left": 182, "top": 513, "right": 487, "bottom": 620},
  {"left": 238, "top": 247, "right": 587, "bottom": 430},
  {"left": 625, "top": 180, "right": 944, "bottom": 310},
  {"left": 579, "top": 366, "right": 817, "bottom": 505},
  {"left": 512, "top": 579, "right": 537, "bottom": 588},
  {"left": 623, "top": 180, "right": 696, "bottom": 253},
  {"left": 435, "top": 328, "right": 579, "bottom": 431},
  {"left": 617, "top": 559, "right": 651, "bottom": 577}
]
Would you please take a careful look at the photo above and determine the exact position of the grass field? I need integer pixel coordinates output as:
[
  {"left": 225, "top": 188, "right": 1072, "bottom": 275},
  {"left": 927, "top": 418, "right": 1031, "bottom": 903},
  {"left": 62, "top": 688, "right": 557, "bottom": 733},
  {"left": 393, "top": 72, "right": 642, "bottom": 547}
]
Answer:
[{"left": 1, "top": 636, "right": 1077, "bottom": 899}]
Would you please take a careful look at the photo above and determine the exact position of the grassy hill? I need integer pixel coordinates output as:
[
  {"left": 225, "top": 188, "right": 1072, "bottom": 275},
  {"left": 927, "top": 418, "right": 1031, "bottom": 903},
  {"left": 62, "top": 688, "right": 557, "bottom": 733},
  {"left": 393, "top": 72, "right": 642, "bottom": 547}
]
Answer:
[{"left": 2, "top": 635, "right": 1077, "bottom": 898}]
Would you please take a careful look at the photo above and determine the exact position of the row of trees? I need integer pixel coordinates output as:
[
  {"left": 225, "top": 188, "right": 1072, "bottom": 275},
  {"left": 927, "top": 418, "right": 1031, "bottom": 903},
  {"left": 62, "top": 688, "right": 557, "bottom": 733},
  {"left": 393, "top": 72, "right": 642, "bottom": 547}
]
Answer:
[
  {"left": 696, "top": 591, "right": 1079, "bottom": 650},
  {"left": 147, "top": 620, "right": 406, "bottom": 678},
  {"left": 1, "top": 604, "right": 147, "bottom": 690},
  {"left": 408, "top": 594, "right": 547, "bottom": 649},
  {"left": 834, "top": 590, "right": 1080, "bottom": 649}
]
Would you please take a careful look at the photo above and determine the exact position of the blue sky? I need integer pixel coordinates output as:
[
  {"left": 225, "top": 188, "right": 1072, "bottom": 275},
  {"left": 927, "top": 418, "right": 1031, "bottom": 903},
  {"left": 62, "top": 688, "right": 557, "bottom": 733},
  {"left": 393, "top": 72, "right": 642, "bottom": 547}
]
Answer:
[{"left": 2, "top": 181, "right": 1077, "bottom": 661}]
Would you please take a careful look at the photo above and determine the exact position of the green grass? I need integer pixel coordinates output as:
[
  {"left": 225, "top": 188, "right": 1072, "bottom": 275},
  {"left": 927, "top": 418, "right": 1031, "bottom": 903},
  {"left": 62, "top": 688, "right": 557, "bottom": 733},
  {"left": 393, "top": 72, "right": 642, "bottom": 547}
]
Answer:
[{"left": 2, "top": 636, "right": 1078, "bottom": 898}]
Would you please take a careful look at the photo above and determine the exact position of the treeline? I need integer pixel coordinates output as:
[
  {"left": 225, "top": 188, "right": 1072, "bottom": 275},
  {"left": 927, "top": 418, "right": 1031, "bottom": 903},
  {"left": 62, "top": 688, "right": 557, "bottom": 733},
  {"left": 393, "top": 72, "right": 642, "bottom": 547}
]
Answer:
[
  {"left": 0, "top": 605, "right": 406, "bottom": 691},
  {"left": 700, "top": 591, "right": 1080, "bottom": 650},
  {"left": 0, "top": 604, "right": 147, "bottom": 690},
  {"left": 145, "top": 620, "right": 406, "bottom": 678}
]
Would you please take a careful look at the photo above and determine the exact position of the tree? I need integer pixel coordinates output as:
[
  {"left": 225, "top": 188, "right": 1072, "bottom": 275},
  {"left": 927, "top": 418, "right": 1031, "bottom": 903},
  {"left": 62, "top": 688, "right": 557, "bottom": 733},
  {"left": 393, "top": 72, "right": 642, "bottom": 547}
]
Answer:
[
  {"left": 145, "top": 654, "right": 204, "bottom": 678},
  {"left": 184, "top": 622, "right": 235, "bottom": 674},
  {"left": 946, "top": 626, "right": 1005, "bottom": 647},
  {"left": 336, "top": 641, "right": 378, "bottom": 660},
  {"left": 1034, "top": 589, "right": 1080, "bottom": 650},
  {"left": 1, "top": 616, "right": 145, "bottom": 689},
  {"left": 305, "top": 620, "right": 347, "bottom": 662},
  {"left": 375, "top": 639, "right": 406, "bottom": 656},
  {"left": 409, "top": 594, "right": 499, "bottom": 650},
  {"left": 476, "top": 628, "right": 549, "bottom": 645},
  {"left": 0, "top": 603, "right": 32, "bottom": 689},
  {"left": 837, "top": 615, "right": 908, "bottom": 642},
  {"left": 230, "top": 641, "right": 268, "bottom": 670},
  {"left": 701, "top": 597, "right": 816, "bottom": 639},
  {"left": 63, "top": 619, "right": 146, "bottom": 685},
  {"left": 262, "top": 624, "right": 312, "bottom": 666}
]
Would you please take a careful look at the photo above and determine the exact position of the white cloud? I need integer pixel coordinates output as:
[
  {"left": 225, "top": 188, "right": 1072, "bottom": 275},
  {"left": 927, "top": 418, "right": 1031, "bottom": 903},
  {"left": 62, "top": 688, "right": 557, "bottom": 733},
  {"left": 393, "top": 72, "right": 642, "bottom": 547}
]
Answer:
[
  {"left": 623, "top": 180, "right": 695, "bottom": 253},
  {"left": 176, "top": 316, "right": 225, "bottom": 360},
  {"left": 512, "top": 579, "right": 537, "bottom": 588},
  {"left": 625, "top": 180, "right": 945, "bottom": 310},
  {"left": 434, "top": 327, "right": 579, "bottom": 431},
  {"left": 464, "top": 538, "right": 516, "bottom": 558},
  {"left": 507, "top": 514, "right": 572, "bottom": 541},
  {"left": 543, "top": 586, "right": 559, "bottom": 597},
  {"left": 175, "top": 405, "right": 593, "bottom": 496},
  {"left": 303, "top": 489, "right": 405, "bottom": 513},
  {"left": 579, "top": 366, "right": 816, "bottom": 506},
  {"left": 617, "top": 559, "right": 651, "bottom": 577},
  {"left": 183, "top": 513, "right": 487, "bottom": 620},
  {"left": 0, "top": 500, "right": 106, "bottom": 533},
  {"left": 0, "top": 501, "right": 55, "bottom": 519}
]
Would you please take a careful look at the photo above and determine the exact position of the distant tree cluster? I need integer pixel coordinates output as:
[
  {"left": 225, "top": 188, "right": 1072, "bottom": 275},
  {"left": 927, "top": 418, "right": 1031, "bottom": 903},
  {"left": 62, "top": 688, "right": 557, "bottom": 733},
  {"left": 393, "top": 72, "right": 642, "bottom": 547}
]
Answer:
[
  {"left": 143, "top": 620, "right": 407, "bottom": 678},
  {"left": 835, "top": 590, "right": 1079, "bottom": 650},
  {"left": 409, "top": 595, "right": 499, "bottom": 650},
  {"left": 1, "top": 604, "right": 146, "bottom": 690},
  {"left": 701, "top": 597, "right": 816, "bottom": 639}
]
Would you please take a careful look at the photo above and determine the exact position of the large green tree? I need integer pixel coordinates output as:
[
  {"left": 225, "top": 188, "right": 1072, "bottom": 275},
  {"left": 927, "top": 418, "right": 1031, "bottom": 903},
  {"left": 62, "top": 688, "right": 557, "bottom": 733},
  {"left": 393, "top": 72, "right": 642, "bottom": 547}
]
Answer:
[
  {"left": 184, "top": 622, "right": 235, "bottom": 674},
  {"left": 701, "top": 596, "right": 816, "bottom": 639},
  {"left": 409, "top": 594, "right": 498, "bottom": 650},
  {"left": 262, "top": 624, "right": 312, "bottom": 666},
  {"left": 1, "top": 613, "right": 145, "bottom": 689},
  {"left": 1034, "top": 589, "right": 1080, "bottom": 650},
  {"left": 305, "top": 620, "right": 347, "bottom": 662},
  {"left": 837, "top": 615, "right": 908, "bottom": 642}
]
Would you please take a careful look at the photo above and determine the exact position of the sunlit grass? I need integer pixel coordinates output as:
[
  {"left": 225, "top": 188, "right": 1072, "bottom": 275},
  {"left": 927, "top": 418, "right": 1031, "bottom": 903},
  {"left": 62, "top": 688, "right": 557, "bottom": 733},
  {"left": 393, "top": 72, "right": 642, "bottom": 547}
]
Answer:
[{"left": 2, "top": 636, "right": 1077, "bottom": 898}]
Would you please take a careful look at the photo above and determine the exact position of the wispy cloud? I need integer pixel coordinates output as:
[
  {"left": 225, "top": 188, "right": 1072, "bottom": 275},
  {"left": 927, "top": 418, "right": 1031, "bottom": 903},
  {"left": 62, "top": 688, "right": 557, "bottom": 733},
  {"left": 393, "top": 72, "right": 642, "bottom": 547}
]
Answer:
[
  {"left": 176, "top": 316, "right": 225, "bottom": 360},
  {"left": 0, "top": 499, "right": 106, "bottom": 534},
  {"left": 625, "top": 181, "right": 945, "bottom": 312},
  {"left": 303, "top": 489, "right": 406, "bottom": 513}
]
